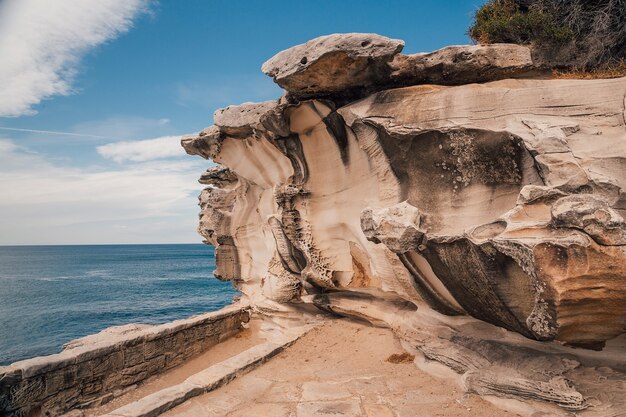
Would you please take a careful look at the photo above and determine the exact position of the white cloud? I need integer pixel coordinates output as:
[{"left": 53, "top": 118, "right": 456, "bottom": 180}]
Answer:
[
  {"left": 0, "top": 138, "right": 209, "bottom": 244},
  {"left": 97, "top": 135, "right": 186, "bottom": 163},
  {"left": 0, "top": 0, "right": 148, "bottom": 117},
  {"left": 0, "top": 139, "right": 19, "bottom": 153}
]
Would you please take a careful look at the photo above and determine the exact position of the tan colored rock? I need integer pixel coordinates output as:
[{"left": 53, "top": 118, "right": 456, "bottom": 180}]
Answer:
[
  {"left": 180, "top": 126, "right": 222, "bottom": 160},
  {"left": 300, "top": 381, "right": 351, "bottom": 401},
  {"left": 517, "top": 185, "right": 566, "bottom": 204},
  {"left": 186, "top": 75, "right": 626, "bottom": 346},
  {"left": 389, "top": 43, "right": 539, "bottom": 86},
  {"left": 262, "top": 33, "right": 404, "bottom": 97},
  {"left": 262, "top": 34, "right": 542, "bottom": 99},
  {"left": 198, "top": 166, "right": 237, "bottom": 187},
  {"left": 182, "top": 33, "right": 626, "bottom": 412},
  {"left": 213, "top": 100, "right": 282, "bottom": 138},
  {"left": 361, "top": 202, "right": 422, "bottom": 253},
  {"left": 296, "top": 399, "right": 362, "bottom": 417},
  {"left": 551, "top": 194, "right": 626, "bottom": 245}
]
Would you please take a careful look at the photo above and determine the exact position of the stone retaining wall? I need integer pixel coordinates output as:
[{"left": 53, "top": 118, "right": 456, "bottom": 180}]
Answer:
[{"left": 0, "top": 304, "right": 249, "bottom": 417}]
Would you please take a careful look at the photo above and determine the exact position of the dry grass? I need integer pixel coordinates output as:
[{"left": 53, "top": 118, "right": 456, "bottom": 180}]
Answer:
[
  {"left": 385, "top": 352, "right": 415, "bottom": 364},
  {"left": 470, "top": 0, "right": 626, "bottom": 70},
  {"left": 552, "top": 60, "right": 626, "bottom": 79}
]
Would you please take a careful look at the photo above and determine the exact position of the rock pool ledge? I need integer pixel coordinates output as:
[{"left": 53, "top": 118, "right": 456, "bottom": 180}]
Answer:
[{"left": 0, "top": 304, "right": 249, "bottom": 417}]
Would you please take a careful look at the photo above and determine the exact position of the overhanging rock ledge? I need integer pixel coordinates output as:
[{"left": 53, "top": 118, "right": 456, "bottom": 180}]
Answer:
[{"left": 183, "top": 33, "right": 626, "bottom": 415}]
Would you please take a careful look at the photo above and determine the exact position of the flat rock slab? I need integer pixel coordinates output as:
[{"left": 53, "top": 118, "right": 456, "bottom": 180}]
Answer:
[
  {"left": 213, "top": 101, "right": 279, "bottom": 138},
  {"left": 260, "top": 33, "right": 538, "bottom": 98},
  {"left": 296, "top": 399, "right": 363, "bottom": 417},
  {"left": 262, "top": 33, "right": 404, "bottom": 97},
  {"left": 300, "top": 381, "right": 352, "bottom": 401},
  {"left": 161, "top": 319, "right": 518, "bottom": 417},
  {"left": 390, "top": 43, "right": 537, "bottom": 85}
]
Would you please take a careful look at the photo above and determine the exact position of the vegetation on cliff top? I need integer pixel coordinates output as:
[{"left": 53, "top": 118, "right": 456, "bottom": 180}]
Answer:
[{"left": 469, "top": 0, "right": 626, "bottom": 72}]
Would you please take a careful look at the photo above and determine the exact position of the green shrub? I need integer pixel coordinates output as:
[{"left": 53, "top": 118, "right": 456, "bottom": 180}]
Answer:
[
  {"left": 469, "top": 0, "right": 573, "bottom": 44},
  {"left": 469, "top": 0, "right": 626, "bottom": 70}
]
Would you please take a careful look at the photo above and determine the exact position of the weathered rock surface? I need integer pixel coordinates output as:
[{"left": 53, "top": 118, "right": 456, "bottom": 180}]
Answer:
[
  {"left": 261, "top": 33, "right": 543, "bottom": 100},
  {"left": 262, "top": 33, "right": 404, "bottom": 98},
  {"left": 184, "top": 33, "right": 626, "bottom": 414},
  {"left": 551, "top": 194, "right": 626, "bottom": 246},
  {"left": 389, "top": 43, "right": 539, "bottom": 86},
  {"left": 214, "top": 100, "right": 281, "bottom": 138},
  {"left": 361, "top": 202, "right": 423, "bottom": 253}
]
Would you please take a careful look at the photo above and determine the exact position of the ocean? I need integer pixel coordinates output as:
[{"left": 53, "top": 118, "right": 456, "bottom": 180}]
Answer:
[{"left": 0, "top": 244, "right": 238, "bottom": 366}]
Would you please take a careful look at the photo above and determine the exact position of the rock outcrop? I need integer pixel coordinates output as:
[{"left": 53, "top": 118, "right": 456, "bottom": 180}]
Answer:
[
  {"left": 262, "top": 33, "right": 404, "bottom": 98},
  {"left": 261, "top": 33, "right": 543, "bottom": 101},
  {"left": 183, "top": 33, "right": 626, "bottom": 414}
]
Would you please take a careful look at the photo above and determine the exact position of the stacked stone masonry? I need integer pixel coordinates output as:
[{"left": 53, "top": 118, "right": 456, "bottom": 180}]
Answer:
[{"left": 0, "top": 305, "right": 249, "bottom": 417}]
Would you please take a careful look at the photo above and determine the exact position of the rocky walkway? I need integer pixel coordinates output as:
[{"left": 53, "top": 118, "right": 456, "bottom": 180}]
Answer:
[
  {"left": 83, "top": 317, "right": 314, "bottom": 417},
  {"left": 160, "top": 319, "right": 518, "bottom": 417}
]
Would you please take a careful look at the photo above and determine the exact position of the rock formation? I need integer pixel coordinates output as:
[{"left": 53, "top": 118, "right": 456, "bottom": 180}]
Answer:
[{"left": 183, "top": 33, "right": 626, "bottom": 415}]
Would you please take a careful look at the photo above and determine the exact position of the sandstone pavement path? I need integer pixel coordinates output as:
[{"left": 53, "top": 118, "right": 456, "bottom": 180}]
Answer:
[{"left": 161, "top": 318, "right": 520, "bottom": 417}]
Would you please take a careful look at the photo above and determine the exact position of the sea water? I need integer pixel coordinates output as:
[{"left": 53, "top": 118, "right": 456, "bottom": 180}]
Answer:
[{"left": 0, "top": 244, "right": 238, "bottom": 365}]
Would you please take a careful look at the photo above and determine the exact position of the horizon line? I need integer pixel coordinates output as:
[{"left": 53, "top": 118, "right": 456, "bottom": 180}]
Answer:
[{"left": 0, "top": 242, "right": 206, "bottom": 247}]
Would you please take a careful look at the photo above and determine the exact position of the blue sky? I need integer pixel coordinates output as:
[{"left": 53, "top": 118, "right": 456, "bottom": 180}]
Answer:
[{"left": 0, "top": 0, "right": 481, "bottom": 245}]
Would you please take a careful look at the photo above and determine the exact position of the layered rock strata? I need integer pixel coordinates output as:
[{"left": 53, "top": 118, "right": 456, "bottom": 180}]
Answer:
[
  {"left": 261, "top": 33, "right": 541, "bottom": 102},
  {"left": 183, "top": 33, "right": 626, "bottom": 413}
]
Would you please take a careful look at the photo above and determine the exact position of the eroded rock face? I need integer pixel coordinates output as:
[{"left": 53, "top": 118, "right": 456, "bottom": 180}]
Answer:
[
  {"left": 361, "top": 202, "right": 423, "bottom": 253},
  {"left": 185, "top": 74, "right": 626, "bottom": 344},
  {"left": 389, "top": 43, "right": 539, "bottom": 85},
  {"left": 183, "top": 32, "right": 626, "bottom": 412},
  {"left": 551, "top": 195, "right": 626, "bottom": 246},
  {"left": 262, "top": 33, "right": 404, "bottom": 98},
  {"left": 261, "top": 33, "right": 543, "bottom": 100}
]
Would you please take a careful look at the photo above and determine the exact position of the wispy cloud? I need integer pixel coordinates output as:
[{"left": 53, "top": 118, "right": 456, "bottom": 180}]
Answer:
[
  {"left": 0, "top": 0, "right": 149, "bottom": 117},
  {"left": 71, "top": 116, "right": 172, "bottom": 141},
  {"left": 97, "top": 135, "right": 187, "bottom": 163},
  {"left": 0, "top": 126, "right": 116, "bottom": 140}
]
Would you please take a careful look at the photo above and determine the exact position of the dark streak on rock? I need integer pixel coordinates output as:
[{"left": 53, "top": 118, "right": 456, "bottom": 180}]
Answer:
[
  {"left": 322, "top": 112, "right": 350, "bottom": 165},
  {"left": 274, "top": 134, "right": 309, "bottom": 184},
  {"left": 421, "top": 239, "right": 538, "bottom": 339},
  {"left": 268, "top": 216, "right": 307, "bottom": 273},
  {"left": 398, "top": 253, "right": 464, "bottom": 316}
]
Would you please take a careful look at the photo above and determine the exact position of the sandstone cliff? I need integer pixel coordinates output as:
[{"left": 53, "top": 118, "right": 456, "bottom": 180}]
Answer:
[{"left": 183, "top": 34, "right": 626, "bottom": 415}]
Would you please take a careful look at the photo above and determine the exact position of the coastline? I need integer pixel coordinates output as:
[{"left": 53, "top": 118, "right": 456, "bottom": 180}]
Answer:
[
  {"left": 0, "top": 244, "right": 237, "bottom": 365},
  {"left": 0, "top": 305, "right": 249, "bottom": 416}
]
